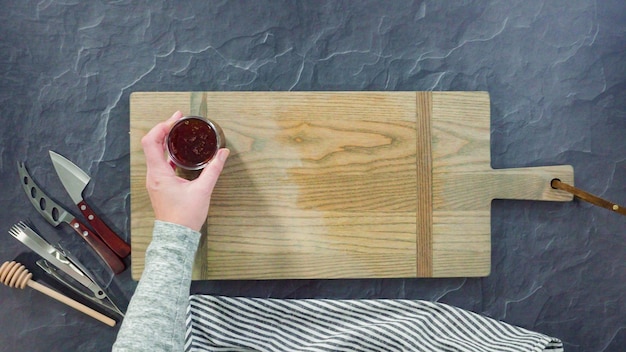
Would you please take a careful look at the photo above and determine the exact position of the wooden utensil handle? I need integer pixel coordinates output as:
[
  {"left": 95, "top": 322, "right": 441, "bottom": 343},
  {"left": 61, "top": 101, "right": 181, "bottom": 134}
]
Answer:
[
  {"left": 28, "top": 280, "right": 116, "bottom": 327},
  {"left": 78, "top": 200, "right": 131, "bottom": 258},
  {"left": 551, "top": 179, "right": 626, "bottom": 216},
  {"left": 69, "top": 219, "right": 126, "bottom": 274}
]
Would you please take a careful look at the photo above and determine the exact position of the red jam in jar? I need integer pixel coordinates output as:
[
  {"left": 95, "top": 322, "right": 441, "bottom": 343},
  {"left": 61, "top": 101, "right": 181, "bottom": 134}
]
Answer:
[{"left": 166, "top": 116, "right": 225, "bottom": 170}]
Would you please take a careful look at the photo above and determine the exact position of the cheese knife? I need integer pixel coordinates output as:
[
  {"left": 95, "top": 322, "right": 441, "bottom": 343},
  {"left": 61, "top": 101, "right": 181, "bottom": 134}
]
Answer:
[
  {"left": 49, "top": 151, "right": 131, "bottom": 259},
  {"left": 17, "top": 161, "right": 125, "bottom": 274}
]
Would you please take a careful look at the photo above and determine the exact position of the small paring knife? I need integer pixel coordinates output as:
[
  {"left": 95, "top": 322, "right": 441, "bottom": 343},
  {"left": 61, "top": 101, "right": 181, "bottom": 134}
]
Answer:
[{"left": 49, "top": 151, "right": 131, "bottom": 259}]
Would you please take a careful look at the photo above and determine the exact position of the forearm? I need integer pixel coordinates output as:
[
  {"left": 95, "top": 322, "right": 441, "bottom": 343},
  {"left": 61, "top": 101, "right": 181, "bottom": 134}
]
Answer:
[{"left": 112, "top": 221, "right": 200, "bottom": 351}]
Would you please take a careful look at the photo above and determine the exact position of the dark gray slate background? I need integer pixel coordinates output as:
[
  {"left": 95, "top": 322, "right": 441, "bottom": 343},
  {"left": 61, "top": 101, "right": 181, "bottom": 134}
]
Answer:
[{"left": 1, "top": 1, "right": 624, "bottom": 351}]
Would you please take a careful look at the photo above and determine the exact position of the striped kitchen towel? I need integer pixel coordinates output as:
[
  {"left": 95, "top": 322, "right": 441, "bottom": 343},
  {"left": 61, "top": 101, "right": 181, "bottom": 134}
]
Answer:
[{"left": 185, "top": 296, "right": 563, "bottom": 352}]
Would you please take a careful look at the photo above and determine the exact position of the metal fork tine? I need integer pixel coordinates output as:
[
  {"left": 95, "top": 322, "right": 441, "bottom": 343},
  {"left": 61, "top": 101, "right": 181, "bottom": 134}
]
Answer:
[
  {"left": 8, "top": 225, "right": 23, "bottom": 238},
  {"left": 11, "top": 222, "right": 27, "bottom": 235},
  {"left": 17, "top": 220, "right": 30, "bottom": 231},
  {"left": 14, "top": 222, "right": 37, "bottom": 239},
  {"left": 11, "top": 223, "right": 24, "bottom": 235}
]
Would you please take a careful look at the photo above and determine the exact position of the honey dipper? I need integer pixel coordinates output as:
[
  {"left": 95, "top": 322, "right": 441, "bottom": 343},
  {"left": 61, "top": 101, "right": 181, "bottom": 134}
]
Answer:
[{"left": 0, "top": 261, "right": 116, "bottom": 327}]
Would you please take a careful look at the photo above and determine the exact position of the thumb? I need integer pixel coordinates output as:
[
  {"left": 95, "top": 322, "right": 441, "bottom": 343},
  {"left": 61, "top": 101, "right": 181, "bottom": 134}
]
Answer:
[{"left": 195, "top": 148, "right": 230, "bottom": 190}]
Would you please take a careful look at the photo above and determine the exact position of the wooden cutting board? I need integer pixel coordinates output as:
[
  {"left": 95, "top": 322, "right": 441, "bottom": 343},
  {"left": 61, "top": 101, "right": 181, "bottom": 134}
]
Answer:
[{"left": 129, "top": 92, "right": 574, "bottom": 280}]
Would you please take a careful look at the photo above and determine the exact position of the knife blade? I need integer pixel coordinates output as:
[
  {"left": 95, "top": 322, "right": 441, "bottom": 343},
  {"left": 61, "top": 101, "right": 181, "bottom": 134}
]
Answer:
[
  {"left": 17, "top": 161, "right": 125, "bottom": 274},
  {"left": 49, "top": 151, "right": 131, "bottom": 258}
]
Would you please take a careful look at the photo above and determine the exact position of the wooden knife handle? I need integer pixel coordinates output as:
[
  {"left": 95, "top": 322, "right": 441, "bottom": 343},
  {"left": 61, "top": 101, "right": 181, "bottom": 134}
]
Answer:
[
  {"left": 69, "top": 218, "right": 126, "bottom": 274},
  {"left": 78, "top": 200, "right": 131, "bottom": 258}
]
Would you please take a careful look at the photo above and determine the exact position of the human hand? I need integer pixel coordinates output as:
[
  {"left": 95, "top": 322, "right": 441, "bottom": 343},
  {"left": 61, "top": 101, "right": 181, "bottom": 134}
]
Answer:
[{"left": 141, "top": 111, "right": 230, "bottom": 232}]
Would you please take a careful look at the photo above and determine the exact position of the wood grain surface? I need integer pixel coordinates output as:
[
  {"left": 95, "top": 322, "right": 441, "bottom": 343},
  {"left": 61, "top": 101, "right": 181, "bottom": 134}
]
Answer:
[{"left": 130, "top": 91, "right": 574, "bottom": 280}]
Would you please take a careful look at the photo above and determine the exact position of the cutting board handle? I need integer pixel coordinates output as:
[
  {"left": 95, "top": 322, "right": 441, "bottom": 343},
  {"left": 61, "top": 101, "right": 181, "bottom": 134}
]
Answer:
[
  {"left": 489, "top": 165, "right": 574, "bottom": 202},
  {"left": 435, "top": 165, "right": 574, "bottom": 212}
]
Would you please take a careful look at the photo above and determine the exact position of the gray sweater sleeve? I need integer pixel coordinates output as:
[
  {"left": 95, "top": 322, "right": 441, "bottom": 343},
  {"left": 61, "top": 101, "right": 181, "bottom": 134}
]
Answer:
[{"left": 112, "top": 220, "right": 201, "bottom": 351}]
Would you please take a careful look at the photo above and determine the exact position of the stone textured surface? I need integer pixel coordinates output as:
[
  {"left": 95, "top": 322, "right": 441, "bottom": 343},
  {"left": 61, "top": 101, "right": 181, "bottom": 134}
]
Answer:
[{"left": 0, "top": 1, "right": 624, "bottom": 351}]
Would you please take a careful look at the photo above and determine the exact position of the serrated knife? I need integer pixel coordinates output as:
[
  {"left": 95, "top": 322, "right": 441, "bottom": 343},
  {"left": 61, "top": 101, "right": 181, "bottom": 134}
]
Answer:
[
  {"left": 49, "top": 151, "right": 131, "bottom": 259},
  {"left": 17, "top": 161, "right": 125, "bottom": 274}
]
